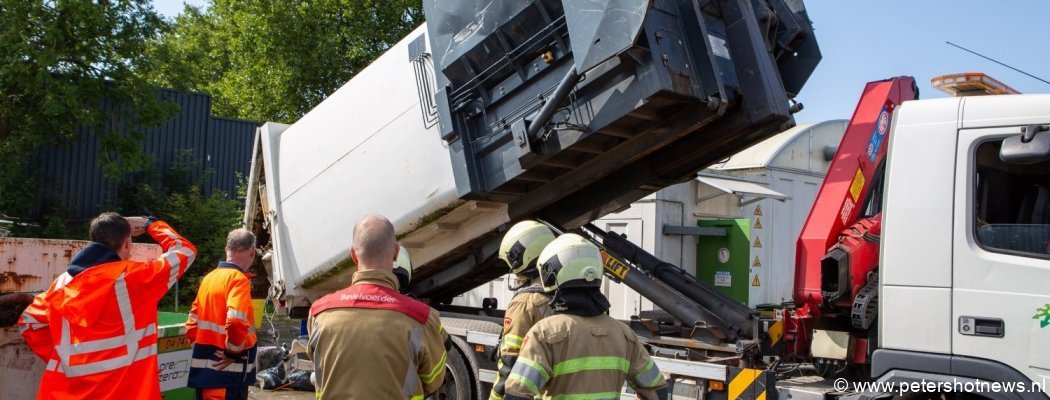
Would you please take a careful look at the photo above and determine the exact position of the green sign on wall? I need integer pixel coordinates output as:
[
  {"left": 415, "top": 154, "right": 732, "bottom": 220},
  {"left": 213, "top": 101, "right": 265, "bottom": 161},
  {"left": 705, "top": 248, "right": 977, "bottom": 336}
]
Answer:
[{"left": 696, "top": 219, "right": 751, "bottom": 304}]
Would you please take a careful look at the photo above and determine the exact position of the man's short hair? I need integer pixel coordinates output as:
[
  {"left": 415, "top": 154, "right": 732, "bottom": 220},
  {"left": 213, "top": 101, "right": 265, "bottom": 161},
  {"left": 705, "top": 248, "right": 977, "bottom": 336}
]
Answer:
[
  {"left": 226, "top": 229, "right": 256, "bottom": 252},
  {"left": 352, "top": 215, "right": 396, "bottom": 266},
  {"left": 89, "top": 212, "right": 130, "bottom": 251}
]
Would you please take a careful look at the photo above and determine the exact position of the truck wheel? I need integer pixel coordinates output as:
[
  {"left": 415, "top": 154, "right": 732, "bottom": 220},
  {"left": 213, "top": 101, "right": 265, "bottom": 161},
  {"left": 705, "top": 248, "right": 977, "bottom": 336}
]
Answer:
[{"left": 432, "top": 348, "right": 472, "bottom": 400}]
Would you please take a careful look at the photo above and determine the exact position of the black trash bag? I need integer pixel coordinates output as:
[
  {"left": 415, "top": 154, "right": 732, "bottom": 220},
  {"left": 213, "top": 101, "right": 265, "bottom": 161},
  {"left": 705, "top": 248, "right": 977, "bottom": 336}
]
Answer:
[
  {"left": 287, "top": 370, "right": 316, "bottom": 392},
  {"left": 256, "top": 364, "right": 286, "bottom": 390},
  {"left": 257, "top": 346, "right": 285, "bottom": 371}
]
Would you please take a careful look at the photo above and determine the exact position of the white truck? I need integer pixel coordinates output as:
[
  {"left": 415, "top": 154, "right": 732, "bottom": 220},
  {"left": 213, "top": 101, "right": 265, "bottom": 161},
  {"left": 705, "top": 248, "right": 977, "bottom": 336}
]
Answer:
[{"left": 243, "top": 0, "right": 1050, "bottom": 398}]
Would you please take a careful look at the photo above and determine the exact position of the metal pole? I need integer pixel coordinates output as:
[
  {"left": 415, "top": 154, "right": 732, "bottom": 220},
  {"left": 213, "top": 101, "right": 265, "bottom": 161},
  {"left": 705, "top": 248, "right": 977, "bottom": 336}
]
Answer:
[
  {"left": 584, "top": 223, "right": 756, "bottom": 340},
  {"left": 525, "top": 68, "right": 581, "bottom": 140}
]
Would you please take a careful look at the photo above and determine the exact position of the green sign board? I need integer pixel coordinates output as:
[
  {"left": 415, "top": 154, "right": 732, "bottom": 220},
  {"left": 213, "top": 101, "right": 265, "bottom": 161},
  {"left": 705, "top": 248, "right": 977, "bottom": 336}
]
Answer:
[
  {"left": 158, "top": 312, "right": 194, "bottom": 400},
  {"left": 697, "top": 219, "right": 750, "bottom": 304}
]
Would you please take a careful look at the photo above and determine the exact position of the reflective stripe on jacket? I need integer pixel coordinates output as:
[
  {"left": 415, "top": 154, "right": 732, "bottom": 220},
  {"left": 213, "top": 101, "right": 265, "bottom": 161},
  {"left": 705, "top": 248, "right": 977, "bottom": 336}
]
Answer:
[
  {"left": 186, "top": 262, "right": 258, "bottom": 388},
  {"left": 307, "top": 269, "right": 448, "bottom": 400},
  {"left": 503, "top": 314, "right": 668, "bottom": 400},
  {"left": 490, "top": 285, "right": 551, "bottom": 400},
  {"left": 18, "top": 221, "right": 196, "bottom": 400}
]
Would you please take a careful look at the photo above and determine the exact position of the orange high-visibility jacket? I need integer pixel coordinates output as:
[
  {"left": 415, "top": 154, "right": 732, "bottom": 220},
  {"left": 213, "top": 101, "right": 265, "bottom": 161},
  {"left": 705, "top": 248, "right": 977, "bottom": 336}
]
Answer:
[
  {"left": 185, "top": 262, "right": 258, "bottom": 388},
  {"left": 18, "top": 221, "right": 197, "bottom": 400}
]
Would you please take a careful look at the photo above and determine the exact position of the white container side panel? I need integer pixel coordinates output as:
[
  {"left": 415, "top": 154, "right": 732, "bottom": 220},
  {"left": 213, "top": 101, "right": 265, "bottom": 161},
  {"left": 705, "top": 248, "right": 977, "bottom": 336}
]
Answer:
[
  {"left": 655, "top": 182, "right": 699, "bottom": 276},
  {"left": 455, "top": 201, "right": 660, "bottom": 320},
  {"left": 595, "top": 201, "right": 657, "bottom": 320},
  {"left": 743, "top": 170, "right": 823, "bottom": 306},
  {"left": 277, "top": 23, "right": 433, "bottom": 195},
  {"left": 737, "top": 174, "right": 771, "bottom": 307},
  {"left": 268, "top": 24, "right": 460, "bottom": 288}
]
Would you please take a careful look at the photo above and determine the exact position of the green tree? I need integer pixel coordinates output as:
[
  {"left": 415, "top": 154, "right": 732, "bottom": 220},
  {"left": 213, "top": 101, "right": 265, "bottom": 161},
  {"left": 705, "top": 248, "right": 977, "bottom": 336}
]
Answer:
[
  {"left": 0, "top": 0, "right": 175, "bottom": 215},
  {"left": 159, "top": 184, "right": 243, "bottom": 308},
  {"left": 147, "top": 0, "right": 423, "bottom": 123}
]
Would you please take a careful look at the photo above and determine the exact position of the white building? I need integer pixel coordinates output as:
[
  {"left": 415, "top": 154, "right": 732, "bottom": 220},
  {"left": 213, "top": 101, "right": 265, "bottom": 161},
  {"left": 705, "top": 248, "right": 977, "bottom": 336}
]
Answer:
[{"left": 454, "top": 120, "right": 847, "bottom": 319}]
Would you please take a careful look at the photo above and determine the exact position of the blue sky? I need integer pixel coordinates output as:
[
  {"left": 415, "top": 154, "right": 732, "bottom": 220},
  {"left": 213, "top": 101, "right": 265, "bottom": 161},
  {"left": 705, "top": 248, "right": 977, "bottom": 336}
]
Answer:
[
  {"left": 794, "top": 1, "right": 1050, "bottom": 123},
  {"left": 152, "top": 1, "right": 1050, "bottom": 123},
  {"left": 152, "top": 0, "right": 205, "bottom": 19}
]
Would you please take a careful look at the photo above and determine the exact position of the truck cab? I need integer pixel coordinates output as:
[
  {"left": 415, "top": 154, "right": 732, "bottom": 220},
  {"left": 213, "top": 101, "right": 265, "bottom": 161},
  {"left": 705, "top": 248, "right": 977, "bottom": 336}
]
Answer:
[{"left": 876, "top": 94, "right": 1050, "bottom": 397}]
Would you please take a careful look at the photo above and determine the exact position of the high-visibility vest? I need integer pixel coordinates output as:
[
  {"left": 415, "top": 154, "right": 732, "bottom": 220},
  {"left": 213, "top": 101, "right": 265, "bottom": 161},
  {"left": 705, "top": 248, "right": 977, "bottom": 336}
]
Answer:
[
  {"left": 186, "top": 263, "right": 258, "bottom": 387},
  {"left": 18, "top": 221, "right": 197, "bottom": 400}
]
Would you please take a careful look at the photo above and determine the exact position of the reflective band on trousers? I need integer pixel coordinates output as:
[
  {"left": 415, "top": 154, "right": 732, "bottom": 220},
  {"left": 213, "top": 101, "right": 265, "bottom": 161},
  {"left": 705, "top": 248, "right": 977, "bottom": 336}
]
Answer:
[
  {"left": 189, "top": 358, "right": 256, "bottom": 374},
  {"left": 49, "top": 273, "right": 158, "bottom": 378}
]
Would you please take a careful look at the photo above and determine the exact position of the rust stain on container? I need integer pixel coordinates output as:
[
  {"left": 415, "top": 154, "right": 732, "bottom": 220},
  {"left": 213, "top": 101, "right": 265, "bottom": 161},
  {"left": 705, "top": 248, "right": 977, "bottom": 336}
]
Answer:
[
  {"left": 0, "top": 272, "right": 39, "bottom": 291},
  {"left": 0, "top": 238, "right": 161, "bottom": 293}
]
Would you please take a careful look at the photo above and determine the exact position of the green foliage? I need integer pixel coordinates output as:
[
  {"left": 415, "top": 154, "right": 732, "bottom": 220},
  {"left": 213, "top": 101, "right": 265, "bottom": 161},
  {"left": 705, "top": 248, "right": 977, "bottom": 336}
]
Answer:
[
  {"left": 24, "top": 147, "right": 246, "bottom": 308},
  {"left": 146, "top": 0, "right": 424, "bottom": 123},
  {"left": 40, "top": 214, "right": 77, "bottom": 240},
  {"left": 165, "top": 186, "right": 241, "bottom": 270},
  {"left": 116, "top": 156, "right": 246, "bottom": 308},
  {"left": 0, "top": 0, "right": 176, "bottom": 215},
  {"left": 144, "top": 182, "right": 243, "bottom": 308}
]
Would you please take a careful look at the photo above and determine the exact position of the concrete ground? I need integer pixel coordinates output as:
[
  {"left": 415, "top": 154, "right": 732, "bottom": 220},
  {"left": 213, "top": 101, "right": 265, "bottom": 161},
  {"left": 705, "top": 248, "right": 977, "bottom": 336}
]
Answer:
[{"left": 249, "top": 387, "right": 315, "bottom": 399}]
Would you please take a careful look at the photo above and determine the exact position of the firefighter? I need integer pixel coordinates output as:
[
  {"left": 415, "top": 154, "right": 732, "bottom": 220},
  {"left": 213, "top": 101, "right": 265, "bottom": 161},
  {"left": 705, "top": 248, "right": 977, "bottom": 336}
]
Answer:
[
  {"left": 185, "top": 228, "right": 259, "bottom": 400},
  {"left": 504, "top": 234, "right": 669, "bottom": 400},
  {"left": 489, "top": 220, "right": 556, "bottom": 400},
  {"left": 307, "top": 215, "right": 448, "bottom": 399},
  {"left": 18, "top": 212, "right": 197, "bottom": 399}
]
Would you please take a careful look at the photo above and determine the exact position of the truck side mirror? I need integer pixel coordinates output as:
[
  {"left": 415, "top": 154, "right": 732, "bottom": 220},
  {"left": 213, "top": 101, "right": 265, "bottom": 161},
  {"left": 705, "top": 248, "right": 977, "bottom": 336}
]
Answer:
[{"left": 1000, "top": 125, "right": 1050, "bottom": 164}]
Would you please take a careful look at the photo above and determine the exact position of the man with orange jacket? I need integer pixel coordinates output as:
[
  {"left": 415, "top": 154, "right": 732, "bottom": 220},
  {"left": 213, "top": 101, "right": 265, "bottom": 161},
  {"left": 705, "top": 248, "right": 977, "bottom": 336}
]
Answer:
[
  {"left": 18, "top": 212, "right": 197, "bottom": 399},
  {"left": 185, "top": 228, "right": 259, "bottom": 400}
]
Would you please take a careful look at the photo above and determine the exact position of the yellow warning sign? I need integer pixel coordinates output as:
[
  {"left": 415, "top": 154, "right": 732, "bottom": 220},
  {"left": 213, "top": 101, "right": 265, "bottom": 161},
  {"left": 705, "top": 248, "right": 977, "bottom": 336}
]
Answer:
[
  {"left": 754, "top": 217, "right": 763, "bottom": 230},
  {"left": 752, "top": 275, "right": 761, "bottom": 287},
  {"left": 754, "top": 204, "right": 763, "bottom": 216},
  {"left": 753, "top": 236, "right": 762, "bottom": 248},
  {"left": 599, "top": 248, "right": 629, "bottom": 280},
  {"left": 753, "top": 256, "right": 762, "bottom": 267},
  {"left": 849, "top": 168, "right": 865, "bottom": 202}
]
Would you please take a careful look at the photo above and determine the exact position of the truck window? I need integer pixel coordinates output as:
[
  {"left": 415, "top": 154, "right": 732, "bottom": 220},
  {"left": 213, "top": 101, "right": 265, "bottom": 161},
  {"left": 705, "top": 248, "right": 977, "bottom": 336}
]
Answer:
[{"left": 973, "top": 140, "right": 1050, "bottom": 258}]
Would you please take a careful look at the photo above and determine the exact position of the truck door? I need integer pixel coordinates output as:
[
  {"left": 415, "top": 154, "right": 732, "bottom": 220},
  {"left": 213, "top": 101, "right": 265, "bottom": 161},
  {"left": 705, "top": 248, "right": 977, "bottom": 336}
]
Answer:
[{"left": 952, "top": 126, "right": 1050, "bottom": 388}]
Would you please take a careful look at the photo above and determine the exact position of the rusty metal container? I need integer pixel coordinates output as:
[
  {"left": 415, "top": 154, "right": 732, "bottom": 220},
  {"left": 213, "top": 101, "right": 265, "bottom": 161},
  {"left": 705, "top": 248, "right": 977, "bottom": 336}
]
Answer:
[{"left": 0, "top": 238, "right": 162, "bottom": 399}]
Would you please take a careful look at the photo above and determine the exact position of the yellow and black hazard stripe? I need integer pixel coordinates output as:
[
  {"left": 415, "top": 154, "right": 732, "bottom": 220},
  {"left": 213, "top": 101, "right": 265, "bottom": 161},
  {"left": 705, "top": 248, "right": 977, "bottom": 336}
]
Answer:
[
  {"left": 761, "top": 319, "right": 787, "bottom": 356},
  {"left": 767, "top": 320, "right": 784, "bottom": 347},
  {"left": 708, "top": 367, "right": 777, "bottom": 400}
]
